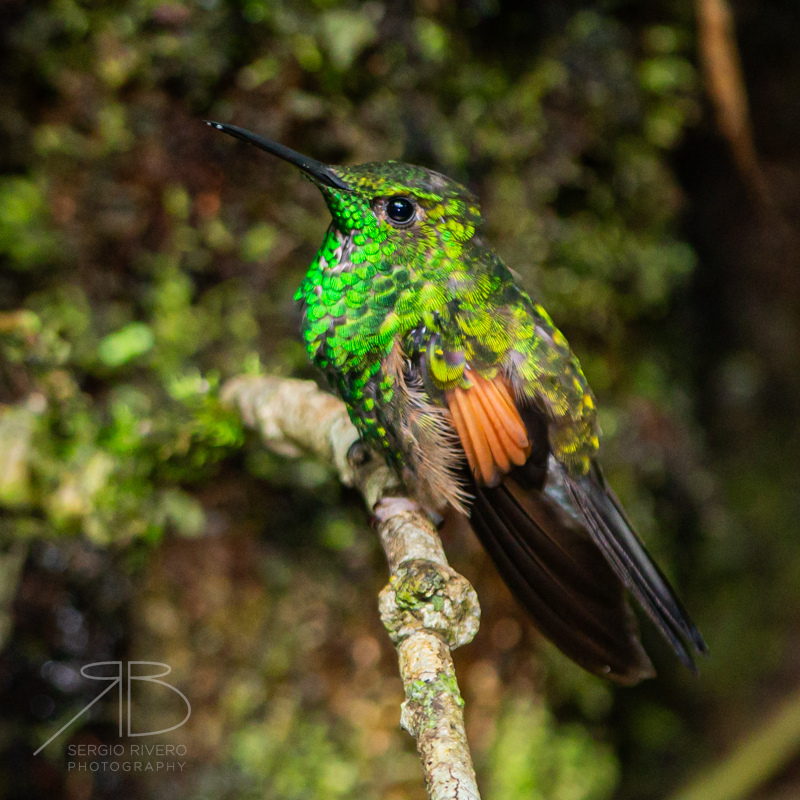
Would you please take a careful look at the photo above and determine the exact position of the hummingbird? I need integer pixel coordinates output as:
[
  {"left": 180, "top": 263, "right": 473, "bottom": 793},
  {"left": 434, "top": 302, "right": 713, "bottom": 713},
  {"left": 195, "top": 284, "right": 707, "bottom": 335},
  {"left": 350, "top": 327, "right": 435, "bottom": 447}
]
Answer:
[{"left": 208, "top": 121, "right": 707, "bottom": 683}]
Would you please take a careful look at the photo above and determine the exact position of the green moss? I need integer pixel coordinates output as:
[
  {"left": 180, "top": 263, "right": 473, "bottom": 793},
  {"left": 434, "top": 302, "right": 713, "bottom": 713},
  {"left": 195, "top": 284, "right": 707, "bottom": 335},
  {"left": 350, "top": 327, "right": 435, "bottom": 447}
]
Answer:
[
  {"left": 0, "top": 178, "right": 61, "bottom": 269},
  {"left": 406, "top": 672, "right": 465, "bottom": 733},
  {"left": 394, "top": 562, "right": 447, "bottom": 613},
  {"left": 487, "top": 698, "right": 618, "bottom": 800}
]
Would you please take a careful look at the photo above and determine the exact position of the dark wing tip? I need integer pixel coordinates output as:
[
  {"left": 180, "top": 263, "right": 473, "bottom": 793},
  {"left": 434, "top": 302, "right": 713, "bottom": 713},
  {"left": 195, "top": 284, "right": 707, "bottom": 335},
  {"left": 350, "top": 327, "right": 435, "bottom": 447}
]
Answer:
[
  {"left": 564, "top": 464, "right": 707, "bottom": 674},
  {"left": 693, "top": 630, "right": 710, "bottom": 658},
  {"left": 471, "top": 481, "right": 657, "bottom": 685}
]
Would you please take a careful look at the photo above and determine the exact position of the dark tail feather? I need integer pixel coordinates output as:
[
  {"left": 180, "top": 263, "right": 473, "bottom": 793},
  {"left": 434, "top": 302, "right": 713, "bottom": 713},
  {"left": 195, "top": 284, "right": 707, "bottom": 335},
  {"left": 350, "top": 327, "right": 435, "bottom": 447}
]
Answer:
[
  {"left": 561, "top": 461, "right": 708, "bottom": 672},
  {"left": 471, "top": 477, "right": 656, "bottom": 684}
]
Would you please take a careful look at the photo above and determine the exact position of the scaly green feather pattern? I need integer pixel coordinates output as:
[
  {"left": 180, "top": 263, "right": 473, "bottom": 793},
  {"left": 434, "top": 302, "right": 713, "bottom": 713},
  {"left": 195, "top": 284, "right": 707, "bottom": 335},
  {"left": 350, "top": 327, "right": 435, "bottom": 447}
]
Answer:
[{"left": 295, "top": 161, "right": 599, "bottom": 474}]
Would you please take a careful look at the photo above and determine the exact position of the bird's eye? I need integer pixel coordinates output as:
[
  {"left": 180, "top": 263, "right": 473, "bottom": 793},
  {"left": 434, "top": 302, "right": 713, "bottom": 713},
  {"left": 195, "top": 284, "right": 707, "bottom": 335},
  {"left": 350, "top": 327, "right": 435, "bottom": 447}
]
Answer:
[{"left": 385, "top": 197, "right": 415, "bottom": 224}]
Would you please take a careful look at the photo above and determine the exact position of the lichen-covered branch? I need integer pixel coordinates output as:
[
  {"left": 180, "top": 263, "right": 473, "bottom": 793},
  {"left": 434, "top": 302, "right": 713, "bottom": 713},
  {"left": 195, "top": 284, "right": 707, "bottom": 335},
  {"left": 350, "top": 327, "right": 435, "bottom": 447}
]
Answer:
[{"left": 223, "top": 375, "right": 482, "bottom": 800}]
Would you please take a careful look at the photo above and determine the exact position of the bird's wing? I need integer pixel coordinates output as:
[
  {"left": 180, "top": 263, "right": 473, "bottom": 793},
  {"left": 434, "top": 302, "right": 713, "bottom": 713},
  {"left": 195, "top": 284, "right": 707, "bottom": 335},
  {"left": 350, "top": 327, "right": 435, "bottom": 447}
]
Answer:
[
  {"left": 441, "top": 368, "right": 705, "bottom": 681},
  {"left": 561, "top": 462, "right": 708, "bottom": 668},
  {"left": 471, "top": 475, "right": 656, "bottom": 682},
  {"left": 441, "top": 370, "right": 653, "bottom": 681}
]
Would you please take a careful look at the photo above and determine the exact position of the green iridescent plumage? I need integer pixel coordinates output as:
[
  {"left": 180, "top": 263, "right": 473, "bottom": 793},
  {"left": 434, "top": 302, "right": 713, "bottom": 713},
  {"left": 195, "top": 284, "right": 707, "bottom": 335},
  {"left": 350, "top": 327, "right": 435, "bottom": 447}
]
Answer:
[
  {"left": 295, "top": 161, "right": 599, "bottom": 477},
  {"left": 209, "top": 121, "right": 706, "bottom": 684}
]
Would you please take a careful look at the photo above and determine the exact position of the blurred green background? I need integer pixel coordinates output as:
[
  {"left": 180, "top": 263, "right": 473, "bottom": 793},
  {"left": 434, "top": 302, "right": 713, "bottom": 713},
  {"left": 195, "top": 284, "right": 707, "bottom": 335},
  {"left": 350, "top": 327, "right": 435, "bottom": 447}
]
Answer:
[{"left": 1, "top": 0, "right": 800, "bottom": 798}]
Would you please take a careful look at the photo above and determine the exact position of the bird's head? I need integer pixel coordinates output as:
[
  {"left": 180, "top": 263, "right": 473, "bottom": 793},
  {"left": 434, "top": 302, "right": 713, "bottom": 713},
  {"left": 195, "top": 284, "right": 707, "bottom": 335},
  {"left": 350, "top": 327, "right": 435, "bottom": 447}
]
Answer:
[{"left": 207, "top": 122, "right": 483, "bottom": 262}]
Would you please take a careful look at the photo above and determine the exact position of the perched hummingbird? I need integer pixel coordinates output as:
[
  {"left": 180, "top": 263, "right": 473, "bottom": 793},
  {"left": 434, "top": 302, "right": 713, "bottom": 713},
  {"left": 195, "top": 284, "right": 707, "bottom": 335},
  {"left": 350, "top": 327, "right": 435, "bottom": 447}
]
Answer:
[{"left": 208, "top": 121, "right": 707, "bottom": 683}]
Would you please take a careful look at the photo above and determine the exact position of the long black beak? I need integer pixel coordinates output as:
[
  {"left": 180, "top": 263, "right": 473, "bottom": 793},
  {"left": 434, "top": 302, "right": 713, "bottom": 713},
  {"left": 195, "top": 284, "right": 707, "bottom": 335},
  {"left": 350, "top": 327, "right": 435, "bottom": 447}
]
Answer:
[{"left": 205, "top": 121, "right": 350, "bottom": 191}]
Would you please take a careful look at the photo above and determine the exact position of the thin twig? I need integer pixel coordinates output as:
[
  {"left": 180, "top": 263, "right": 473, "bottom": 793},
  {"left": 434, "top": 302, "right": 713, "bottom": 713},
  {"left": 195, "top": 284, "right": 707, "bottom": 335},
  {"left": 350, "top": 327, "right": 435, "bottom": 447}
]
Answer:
[
  {"left": 223, "top": 375, "right": 482, "bottom": 800},
  {"left": 696, "top": 0, "right": 768, "bottom": 204}
]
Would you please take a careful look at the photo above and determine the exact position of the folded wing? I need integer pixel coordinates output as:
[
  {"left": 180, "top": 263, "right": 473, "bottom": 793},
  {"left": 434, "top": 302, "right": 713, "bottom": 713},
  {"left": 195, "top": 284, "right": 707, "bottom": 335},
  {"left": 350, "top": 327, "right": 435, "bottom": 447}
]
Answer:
[{"left": 443, "top": 368, "right": 705, "bottom": 682}]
